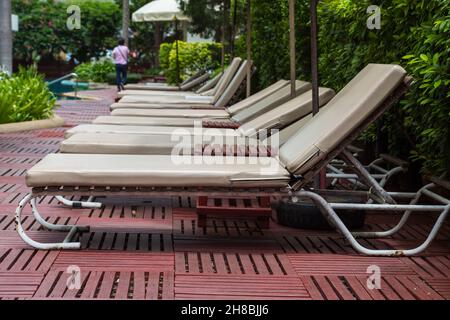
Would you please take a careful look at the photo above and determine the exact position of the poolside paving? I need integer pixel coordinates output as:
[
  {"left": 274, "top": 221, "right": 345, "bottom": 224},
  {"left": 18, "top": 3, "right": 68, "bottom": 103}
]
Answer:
[{"left": 0, "top": 88, "right": 449, "bottom": 300}]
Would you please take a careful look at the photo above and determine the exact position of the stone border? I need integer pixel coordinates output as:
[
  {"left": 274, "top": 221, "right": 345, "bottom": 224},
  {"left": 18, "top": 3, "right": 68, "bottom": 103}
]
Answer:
[{"left": 0, "top": 115, "right": 65, "bottom": 134}]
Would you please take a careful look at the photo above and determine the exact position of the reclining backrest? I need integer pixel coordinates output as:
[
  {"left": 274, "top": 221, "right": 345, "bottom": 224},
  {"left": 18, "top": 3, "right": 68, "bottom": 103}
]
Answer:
[
  {"left": 238, "top": 87, "right": 336, "bottom": 137},
  {"left": 227, "top": 80, "right": 289, "bottom": 115},
  {"left": 197, "top": 72, "right": 223, "bottom": 94},
  {"left": 211, "top": 57, "right": 242, "bottom": 101},
  {"left": 180, "top": 73, "right": 210, "bottom": 91},
  {"left": 180, "top": 69, "right": 206, "bottom": 86},
  {"left": 232, "top": 80, "right": 312, "bottom": 124},
  {"left": 214, "top": 60, "right": 252, "bottom": 108},
  {"left": 279, "top": 64, "right": 407, "bottom": 176}
]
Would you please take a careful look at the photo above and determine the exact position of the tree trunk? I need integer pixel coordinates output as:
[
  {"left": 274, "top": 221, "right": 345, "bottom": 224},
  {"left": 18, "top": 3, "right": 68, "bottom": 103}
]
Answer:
[
  {"left": 0, "top": 0, "right": 13, "bottom": 74},
  {"left": 122, "top": 0, "right": 130, "bottom": 46}
]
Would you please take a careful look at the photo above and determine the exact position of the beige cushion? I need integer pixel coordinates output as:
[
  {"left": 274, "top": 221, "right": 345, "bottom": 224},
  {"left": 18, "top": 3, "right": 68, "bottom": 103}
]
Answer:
[
  {"left": 180, "top": 73, "right": 210, "bottom": 91},
  {"left": 26, "top": 154, "right": 290, "bottom": 188},
  {"left": 232, "top": 80, "right": 312, "bottom": 123},
  {"left": 118, "top": 94, "right": 214, "bottom": 105},
  {"left": 111, "top": 79, "right": 288, "bottom": 112},
  {"left": 118, "top": 74, "right": 210, "bottom": 97},
  {"left": 214, "top": 60, "right": 251, "bottom": 107},
  {"left": 65, "top": 124, "right": 239, "bottom": 139},
  {"left": 93, "top": 116, "right": 204, "bottom": 127},
  {"left": 124, "top": 83, "right": 178, "bottom": 91},
  {"left": 61, "top": 133, "right": 261, "bottom": 156},
  {"left": 279, "top": 64, "right": 407, "bottom": 175},
  {"left": 269, "top": 114, "right": 313, "bottom": 146},
  {"left": 197, "top": 72, "right": 223, "bottom": 93},
  {"left": 111, "top": 108, "right": 230, "bottom": 119},
  {"left": 110, "top": 102, "right": 215, "bottom": 110},
  {"left": 118, "top": 89, "right": 199, "bottom": 98},
  {"left": 227, "top": 80, "right": 289, "bottom": 115},
  {"left": 238, "top": 88, "right": 335, "bottom": 137},
  {"left": 210, "top": 57, "right": 242, "bottom": 100}
]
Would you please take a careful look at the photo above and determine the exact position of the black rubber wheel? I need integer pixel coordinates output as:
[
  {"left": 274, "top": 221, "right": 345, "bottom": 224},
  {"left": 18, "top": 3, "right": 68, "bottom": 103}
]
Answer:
[{"left": 276, "top": 201, "right": 366, "bottom": 230}]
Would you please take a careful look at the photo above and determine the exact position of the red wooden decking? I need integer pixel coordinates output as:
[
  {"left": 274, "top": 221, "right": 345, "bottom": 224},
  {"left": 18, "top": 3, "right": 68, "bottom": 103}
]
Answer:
[{"left": 0, "top": 88, "right": 449, "bottom": 300}]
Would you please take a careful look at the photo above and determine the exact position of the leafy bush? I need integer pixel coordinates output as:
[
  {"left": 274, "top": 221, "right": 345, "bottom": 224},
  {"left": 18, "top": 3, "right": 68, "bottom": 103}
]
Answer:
[
  {"left": 106, "top": 73, "right": 142, "bottom": 85},
  {"left": 143, "top": 67, "right": 163, "bottom": 77},
  {"left": 12, "top": 0, "right": 121, "bottom": 63},
  {"left": 401, "top": 14, "right": 450, "bottom": 175},
  {"left": 159, "top": 41, "right": 223, "bottom": 84},
  {"left": 0, "top": 67, "right": 56, "bottom": 124},
  {"left": 74, "top": 59, "right": 115, "bottom": 83},
  {"left": 246, "top": 0, "right": 449, "bottom": 176},
  {"left": 315, "top": 0, "right": 450, "bottom": 176}
]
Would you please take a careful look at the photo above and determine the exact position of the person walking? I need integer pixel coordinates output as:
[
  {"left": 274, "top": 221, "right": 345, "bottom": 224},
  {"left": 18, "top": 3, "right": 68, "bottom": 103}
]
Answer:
[{"left": 112, "top": 39, "right": 129, "bottom": 91}]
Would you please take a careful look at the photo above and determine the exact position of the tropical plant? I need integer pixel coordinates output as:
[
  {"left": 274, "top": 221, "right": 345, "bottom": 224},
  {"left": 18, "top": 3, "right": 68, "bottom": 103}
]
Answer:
[
  {"left": 159, "top": 41, "right": 223, "bottom": 84},
  {"left": 242, "top": 0, "right": 450, "bottom": 176},
  {"left": 74, "top": 59, "right": 115, "bottom": 83},
  {"left": 12, "top": 0, "right": 121, "bottom": 63},
  {"left": 0, "top": 66, "right": 56, "bottom": 124}
]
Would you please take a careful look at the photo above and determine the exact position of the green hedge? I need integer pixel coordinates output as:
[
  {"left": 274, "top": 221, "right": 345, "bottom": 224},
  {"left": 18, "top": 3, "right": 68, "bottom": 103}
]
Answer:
[
  {"left": 12, "top": 0, "right": 121, "bottom": 63},
  {"left": 74, "top": 59, "right": 115, "bottom": 83},
  {"left": 0, "top": 67, "right": 56, "bottom": 124},
  {"left": 159, "top": 41, "right": 223, "bottom": 84},
  {"left": 243, "top": 0, "right": 449, "bottom": 176}
]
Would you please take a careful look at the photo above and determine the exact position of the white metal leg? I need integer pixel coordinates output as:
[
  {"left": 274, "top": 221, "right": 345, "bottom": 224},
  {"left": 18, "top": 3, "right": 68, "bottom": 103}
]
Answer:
[
  {"left": 55, "top": 195, "right": 102, "bottom": 209},
  {"left": 15, "top": 194, "right": 89, "bottom": 250}
]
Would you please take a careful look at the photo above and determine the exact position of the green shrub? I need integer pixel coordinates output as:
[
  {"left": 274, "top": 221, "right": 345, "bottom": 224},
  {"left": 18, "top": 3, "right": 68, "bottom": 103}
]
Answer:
[
  {"left": 74, "top": 59, "right": 115, "bottom": 83},
  {"left": 159, "top": 41, "right": 223, "bottom": 84},
  {"left": 12, "top": 0, "right": 121, "bottom": 63},
  {"left": 245, "top": 0, "right": 449, "bottom": 176},
  {"left": 106, "top": 72, "right": 142, "bottom": 85},
  {"left": 0, "top": 66, "right": 56, "bottom": 124},
  {"left": 401, "top": 14, "right": 450, "bottom": 175},
  {"left": 144, "top": 67, "right": 163, "bottom": 77},
  {"left": 314, "top": 0, "right": 450, "bottom": 176}
]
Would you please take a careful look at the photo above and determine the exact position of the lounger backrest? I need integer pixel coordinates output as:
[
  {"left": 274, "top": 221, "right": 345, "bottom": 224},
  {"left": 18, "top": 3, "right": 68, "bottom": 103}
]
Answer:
[
  {"left": 227, "top": 80, "right": 289, "bottom": 115},
  {"left": 180, "top": 69, "right": 206, "bottom": 86},
  {"left": 180, "top": 73, "right": 210, "bottom": 91},
  {"left": 238, "top": 88, "right": 335, "bottom": 137},
  {"left": 232, "top": 80, "right": 312, "bottom": 124},
  {"left": 279, "top": 64, "right": 407, "bottom": 175},
  {"left": 214, "top": 60, "right": 252, "bottom": 108},
  {"left": 197, "top": 72, "right": 223, "bottom": 94},
  {"left": 211, "top": 57, "right": 242, "bottom": 102}
]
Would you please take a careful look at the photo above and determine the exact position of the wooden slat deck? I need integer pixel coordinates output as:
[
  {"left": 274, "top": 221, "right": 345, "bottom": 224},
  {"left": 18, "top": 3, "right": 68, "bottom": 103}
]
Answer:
[{"left": 0, "top": 88, "right": 448, "bottom": 300}]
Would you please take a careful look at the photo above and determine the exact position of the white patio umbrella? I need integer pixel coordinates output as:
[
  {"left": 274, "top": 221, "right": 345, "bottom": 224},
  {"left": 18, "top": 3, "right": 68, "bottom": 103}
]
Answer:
[{"left": 133, "top": 0, "right": 191, "bottom": 85}]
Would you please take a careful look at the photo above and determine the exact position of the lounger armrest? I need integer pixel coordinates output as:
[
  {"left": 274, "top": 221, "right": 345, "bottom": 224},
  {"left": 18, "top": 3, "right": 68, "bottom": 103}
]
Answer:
[{"left": 202, "top": 120, "right": 240, "bottom": 129}]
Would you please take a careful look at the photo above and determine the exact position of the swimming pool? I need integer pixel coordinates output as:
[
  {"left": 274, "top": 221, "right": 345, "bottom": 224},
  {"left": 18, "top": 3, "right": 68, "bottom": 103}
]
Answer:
[{"left": 47, "top": 79, "right": 90, "bottom": 100}]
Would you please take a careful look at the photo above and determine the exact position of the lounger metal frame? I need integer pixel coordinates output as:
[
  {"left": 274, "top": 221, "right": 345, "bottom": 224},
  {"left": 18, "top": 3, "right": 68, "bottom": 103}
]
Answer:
[{"left": 16, "top": 76, "right": 449, "bottom": 256}]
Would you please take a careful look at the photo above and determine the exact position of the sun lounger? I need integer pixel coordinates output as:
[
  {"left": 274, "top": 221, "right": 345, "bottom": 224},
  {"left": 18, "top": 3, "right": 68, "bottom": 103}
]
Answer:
[
  {"left": 106, "top": 80, "right": 314, "bottom": 123},
  {"left": 18, "top": 64, "right": 446, "bottom": 257},
  {"left": 68, "top": 88, "right": 334, "bottom": 136},
  {"left": 111, "top": 80, "right": 290, "bottom": 116},
  {"left": 125, "top": 69, "right": 210, "bottom": 91},
  {"left": 117, "top": 57, "right": 242, "bottom": 99},
  {"left": 113, "top": 60, "right": 250, "bottom": 110},
  {"left": 59, "top": 101, "right": 316, "bottom": 156}
]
